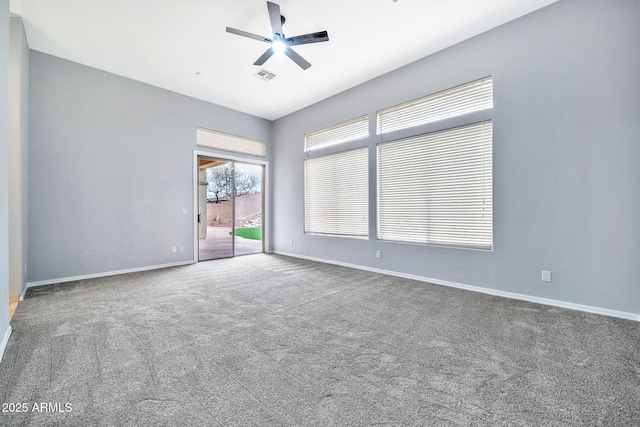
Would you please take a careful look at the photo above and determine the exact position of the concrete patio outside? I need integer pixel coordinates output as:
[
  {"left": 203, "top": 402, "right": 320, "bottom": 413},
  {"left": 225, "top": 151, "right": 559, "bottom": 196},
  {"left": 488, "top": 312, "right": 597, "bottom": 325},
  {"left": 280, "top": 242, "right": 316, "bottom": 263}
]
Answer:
[{"left": 198, "top": 225, "right": 262, "bottom": 261}]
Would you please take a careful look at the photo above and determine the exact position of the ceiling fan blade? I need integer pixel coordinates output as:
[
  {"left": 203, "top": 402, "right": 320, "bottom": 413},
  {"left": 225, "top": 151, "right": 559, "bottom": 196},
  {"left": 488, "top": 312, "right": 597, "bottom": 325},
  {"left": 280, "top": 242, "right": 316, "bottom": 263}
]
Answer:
[
  {"left": 226, "top": 27, "right": 272, "bottom": 43},
  {"left": 284, "top": 47, "right": 311, "bottom": 70},
  {"left": 267, "top": 1, "right": 283, "bottom": 37},
  {"left": 254, "top": 47, "right": 276, "bottom": 66},
  {"left": 286, "top": 31, "right": 329, "bottom": 46}
]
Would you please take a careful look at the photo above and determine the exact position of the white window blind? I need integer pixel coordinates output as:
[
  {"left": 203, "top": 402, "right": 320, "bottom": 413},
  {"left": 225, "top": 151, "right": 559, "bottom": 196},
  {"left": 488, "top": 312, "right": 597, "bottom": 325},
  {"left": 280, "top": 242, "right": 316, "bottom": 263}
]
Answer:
[
  {"left": 378, "top": 121, "right": 492, "bottom": 250},
  {"left": 377, "top": 77, "right": 493, "bottom": 135},
  {"left": 197, "top": 127, "right": 267, "bottom": 157},
  {"left": 305, "top": 115, "right": 369, "bottom": 151},
  {"left": 305, "top": 147, "right": 369, "bottom": 237}
]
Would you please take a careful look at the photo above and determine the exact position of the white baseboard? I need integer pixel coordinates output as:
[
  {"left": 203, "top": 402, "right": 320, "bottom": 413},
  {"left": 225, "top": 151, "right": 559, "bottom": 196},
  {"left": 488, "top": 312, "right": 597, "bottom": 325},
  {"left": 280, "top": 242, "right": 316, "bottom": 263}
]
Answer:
[
  {"left": 273, "top": 251, "right": 639, "bottom": 322},
  {"left": 24, "top": 260, "right": 194, "bottom": 295},
  {"left": 0, "top": 326, "right": 12, "bottom": 364}
]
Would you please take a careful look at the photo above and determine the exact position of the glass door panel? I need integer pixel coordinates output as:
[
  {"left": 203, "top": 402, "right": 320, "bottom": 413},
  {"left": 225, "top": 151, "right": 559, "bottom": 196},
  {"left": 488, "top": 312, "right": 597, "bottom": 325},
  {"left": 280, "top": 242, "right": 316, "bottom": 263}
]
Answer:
[
  {"left": 199, "top": 159, "right": 233, "bottom": 260},
  {"left": 233, "top": 162, "right": 263, "bottom": 256}
]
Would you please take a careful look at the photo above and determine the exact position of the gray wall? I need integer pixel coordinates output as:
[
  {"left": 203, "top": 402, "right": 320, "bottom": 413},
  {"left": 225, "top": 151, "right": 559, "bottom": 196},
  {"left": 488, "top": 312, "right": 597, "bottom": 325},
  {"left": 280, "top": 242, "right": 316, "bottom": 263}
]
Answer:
[
  {"left": 0, "top": 0, "right": 11, "bottom": 350},
  {"left": 28, "top": 51, "right": 271, "bottom": 282},
  {"left": 8, "top": 17, "right": 29, "bottom": 296},
  {"left": 272, "top": 0, "right": 640, "bottom": 315}
]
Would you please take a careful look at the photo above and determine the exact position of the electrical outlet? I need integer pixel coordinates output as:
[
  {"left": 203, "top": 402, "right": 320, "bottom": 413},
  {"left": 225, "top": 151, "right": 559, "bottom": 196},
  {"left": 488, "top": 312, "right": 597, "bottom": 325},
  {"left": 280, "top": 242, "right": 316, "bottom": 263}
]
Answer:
[
  {"left": 541, "top": 271, "right": 552, "bottom": 282},
  {"left": 172, "top": 246, "right": 177, "bottom": 253},
  {"left": 179, "top": 246, "right": 184, "bottom": 252},
  {"left": 289, "top": 240, "right": 293, "bottom": 246},
  {"left": 182, "top": 207, "right": 187, "bottom": 214},
  {"left": 376, "top": 250, "right": 381, "bottom": 258}
]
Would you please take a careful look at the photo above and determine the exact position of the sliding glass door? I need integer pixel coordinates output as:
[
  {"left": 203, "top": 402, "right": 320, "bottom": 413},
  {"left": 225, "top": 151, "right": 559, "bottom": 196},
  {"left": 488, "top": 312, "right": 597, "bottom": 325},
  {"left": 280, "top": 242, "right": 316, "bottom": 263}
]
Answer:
[{"left": 198, "top": 157, "right": 263, "bottom": 261}]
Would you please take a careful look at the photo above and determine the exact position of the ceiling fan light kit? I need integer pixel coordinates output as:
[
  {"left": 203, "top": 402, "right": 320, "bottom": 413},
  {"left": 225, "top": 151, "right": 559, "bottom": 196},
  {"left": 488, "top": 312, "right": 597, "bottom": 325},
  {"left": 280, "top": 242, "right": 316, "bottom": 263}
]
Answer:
[{"left": 226, "top": 1, "right": 329, "bottom": 70}]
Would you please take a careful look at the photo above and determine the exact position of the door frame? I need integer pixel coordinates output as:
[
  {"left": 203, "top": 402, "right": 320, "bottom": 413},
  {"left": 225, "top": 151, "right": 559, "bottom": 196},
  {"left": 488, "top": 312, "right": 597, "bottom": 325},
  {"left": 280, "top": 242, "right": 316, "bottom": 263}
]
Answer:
[{"left": 193, "top": 149, "right": 270, "bottom": 262}]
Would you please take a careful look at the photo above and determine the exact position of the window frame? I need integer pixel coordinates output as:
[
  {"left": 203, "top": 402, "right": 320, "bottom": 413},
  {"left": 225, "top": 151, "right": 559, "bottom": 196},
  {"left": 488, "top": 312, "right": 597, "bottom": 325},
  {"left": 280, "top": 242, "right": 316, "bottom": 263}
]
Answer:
[
  {"left": 377, "top": 76, "right": 493, "bottom": 135},
  {"left": 377, "top": 120, "right": 493, "bottom": 250},
  {"left": 304, "top": 115, "right": 369, "bottom": 152},
  {"left": 375, "top": 76, "right": 494, "bottom": 250},
  {"left": 304, "top": 146, "right": 370, "bottom": 239}
]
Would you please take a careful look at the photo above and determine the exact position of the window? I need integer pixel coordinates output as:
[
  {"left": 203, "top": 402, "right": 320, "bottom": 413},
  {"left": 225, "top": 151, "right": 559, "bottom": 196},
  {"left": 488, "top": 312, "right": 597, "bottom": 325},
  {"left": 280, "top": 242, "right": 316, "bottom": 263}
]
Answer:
[
  {"left": 305, "top": 115, "right": 369, "bottom": 151},
  {"left": 377, "top": 77, "right": 492, "bottom": 135},
  {"left": 376, "top": 77, "right": 493, "bottom": 250},
  {"left": 197, "top": 127, "right": 266, "bottom": 157},
  {"left": 305, "top": 147, "right": 368, "bottom": 237}
]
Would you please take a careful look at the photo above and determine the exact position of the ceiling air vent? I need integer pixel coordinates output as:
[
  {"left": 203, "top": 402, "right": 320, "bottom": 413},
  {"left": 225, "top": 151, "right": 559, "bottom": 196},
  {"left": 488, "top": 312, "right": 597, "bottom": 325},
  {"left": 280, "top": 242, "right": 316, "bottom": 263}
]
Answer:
[{"left": 254, "top": 69, "right": 276, "bottom": 81}]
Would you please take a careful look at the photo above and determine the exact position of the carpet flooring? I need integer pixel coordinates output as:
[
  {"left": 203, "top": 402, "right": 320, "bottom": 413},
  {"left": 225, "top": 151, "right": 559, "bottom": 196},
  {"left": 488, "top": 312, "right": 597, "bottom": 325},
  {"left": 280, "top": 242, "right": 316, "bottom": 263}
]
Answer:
[{"left": 1, "top": 254, "right": 638, "bottom": 426}]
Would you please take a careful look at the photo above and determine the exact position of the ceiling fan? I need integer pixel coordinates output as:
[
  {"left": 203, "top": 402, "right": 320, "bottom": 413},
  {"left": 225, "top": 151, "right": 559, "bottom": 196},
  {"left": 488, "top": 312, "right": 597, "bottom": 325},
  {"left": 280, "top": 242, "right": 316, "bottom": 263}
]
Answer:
[{"left": 226, "top": 1, "right": 329, "bottom": 70}]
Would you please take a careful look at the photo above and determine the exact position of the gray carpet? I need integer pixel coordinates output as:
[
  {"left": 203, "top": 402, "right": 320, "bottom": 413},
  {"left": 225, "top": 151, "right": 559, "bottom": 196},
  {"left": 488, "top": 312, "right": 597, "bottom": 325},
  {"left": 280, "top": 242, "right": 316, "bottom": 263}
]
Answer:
[{"left": 1, "top": 254, "right": 638, "bottom": 426}]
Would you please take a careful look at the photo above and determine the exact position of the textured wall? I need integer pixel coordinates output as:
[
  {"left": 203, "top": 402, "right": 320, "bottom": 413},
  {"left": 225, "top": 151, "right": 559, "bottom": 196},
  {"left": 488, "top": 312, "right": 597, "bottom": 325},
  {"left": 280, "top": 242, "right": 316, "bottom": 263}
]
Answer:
[
  {"left": 28, "top": 52, "right": 271, "bottom": 282},
  {"left": 272, "top": 0, "right": 640, "bottom": 315}
]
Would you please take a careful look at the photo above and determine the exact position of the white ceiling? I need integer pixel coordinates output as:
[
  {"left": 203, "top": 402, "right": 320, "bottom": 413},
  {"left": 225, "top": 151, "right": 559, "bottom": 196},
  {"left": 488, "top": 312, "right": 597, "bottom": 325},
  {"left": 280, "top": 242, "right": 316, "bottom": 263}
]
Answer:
[{"left": 10, "top": 0, "right": 557, "bottom": 121}]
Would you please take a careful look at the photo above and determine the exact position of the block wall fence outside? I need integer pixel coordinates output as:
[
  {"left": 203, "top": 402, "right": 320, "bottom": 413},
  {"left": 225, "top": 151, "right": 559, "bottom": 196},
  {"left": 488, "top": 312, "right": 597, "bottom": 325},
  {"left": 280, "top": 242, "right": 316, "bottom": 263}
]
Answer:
[{"left": 206, "top": 192, "right": 262, "bottom": 226}]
